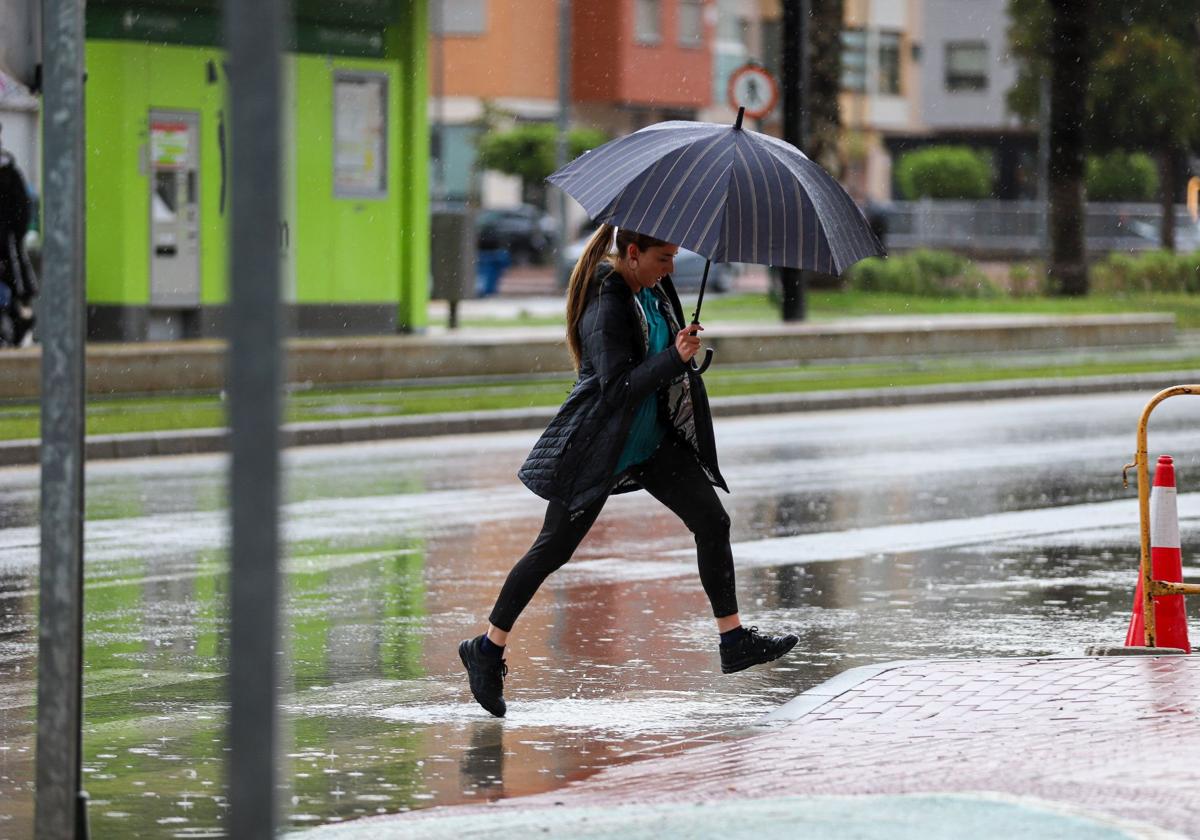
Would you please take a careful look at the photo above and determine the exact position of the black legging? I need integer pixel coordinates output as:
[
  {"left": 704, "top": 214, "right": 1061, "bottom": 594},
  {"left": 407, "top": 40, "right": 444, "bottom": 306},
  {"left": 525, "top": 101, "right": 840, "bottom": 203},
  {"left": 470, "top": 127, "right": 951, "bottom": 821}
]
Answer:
[{"left": 488, "top": 434, "right": 737, "bottom": 631}]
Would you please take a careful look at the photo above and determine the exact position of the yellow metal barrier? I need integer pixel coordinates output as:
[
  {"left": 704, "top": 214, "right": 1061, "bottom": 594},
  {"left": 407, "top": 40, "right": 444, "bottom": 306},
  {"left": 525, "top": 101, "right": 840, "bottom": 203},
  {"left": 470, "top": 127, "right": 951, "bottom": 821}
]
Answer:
[{"left": 1122, "top": 386, "right": 1200, "bottom": 646}]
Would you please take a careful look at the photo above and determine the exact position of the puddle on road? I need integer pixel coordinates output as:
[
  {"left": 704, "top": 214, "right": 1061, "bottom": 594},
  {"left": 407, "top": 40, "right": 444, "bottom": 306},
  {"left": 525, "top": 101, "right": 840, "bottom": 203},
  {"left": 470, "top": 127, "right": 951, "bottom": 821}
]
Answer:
[
  {"left": 0, "top": 530, "right": 1158, "bottom": 838},
  {"left": 1, "top": 406, "right": 1197, "bottom": 837}
]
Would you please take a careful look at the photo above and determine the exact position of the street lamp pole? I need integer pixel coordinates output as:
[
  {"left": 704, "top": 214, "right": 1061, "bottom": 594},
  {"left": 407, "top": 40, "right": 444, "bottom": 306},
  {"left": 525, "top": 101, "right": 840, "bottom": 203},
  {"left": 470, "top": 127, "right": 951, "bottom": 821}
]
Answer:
[
  {"left": 780, "top": 0, "right": 810, "bottom": 321},
  {"left": 554, "top": 0, "right": 572, "bottom": 277},
  {"left": 222, "top": 0, "right": 288, "bottom": 836},
  {"left": 35, "top": 0, "right": 88, "bottom": 833}
]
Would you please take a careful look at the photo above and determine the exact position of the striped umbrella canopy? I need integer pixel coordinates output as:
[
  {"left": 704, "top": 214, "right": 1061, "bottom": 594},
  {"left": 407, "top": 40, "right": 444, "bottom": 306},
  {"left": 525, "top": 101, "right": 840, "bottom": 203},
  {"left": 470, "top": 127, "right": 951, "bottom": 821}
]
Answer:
[{"left": 547, "top": 110, "right": 884, "bottom": 276}]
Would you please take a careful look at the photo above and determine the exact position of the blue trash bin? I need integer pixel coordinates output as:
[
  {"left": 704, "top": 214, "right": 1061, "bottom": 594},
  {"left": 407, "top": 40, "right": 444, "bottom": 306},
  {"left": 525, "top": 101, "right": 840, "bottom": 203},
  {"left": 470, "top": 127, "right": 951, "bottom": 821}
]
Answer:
[{"left": 476, "top": 249, "right": 511, "bottom": 297}]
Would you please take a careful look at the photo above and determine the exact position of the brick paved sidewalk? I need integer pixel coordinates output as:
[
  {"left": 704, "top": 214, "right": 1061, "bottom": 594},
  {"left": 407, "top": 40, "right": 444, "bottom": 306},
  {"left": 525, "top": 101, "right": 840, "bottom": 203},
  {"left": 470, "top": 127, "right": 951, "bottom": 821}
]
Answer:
[{"left": 301, "top": 655, "right": 1199, "bottom": 839}]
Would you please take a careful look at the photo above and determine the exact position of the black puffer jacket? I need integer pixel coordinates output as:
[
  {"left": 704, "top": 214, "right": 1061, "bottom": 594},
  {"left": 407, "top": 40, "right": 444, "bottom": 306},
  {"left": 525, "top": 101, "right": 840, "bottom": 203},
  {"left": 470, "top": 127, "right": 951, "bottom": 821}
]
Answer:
[{"left": 519, "top": 262, "right": 728, "bottom": 514}]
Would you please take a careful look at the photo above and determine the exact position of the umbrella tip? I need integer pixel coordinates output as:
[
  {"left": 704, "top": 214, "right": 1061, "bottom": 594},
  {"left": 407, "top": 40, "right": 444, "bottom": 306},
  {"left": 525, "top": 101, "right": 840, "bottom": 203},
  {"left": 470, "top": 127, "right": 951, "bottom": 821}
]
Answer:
[{"left": 734, "top": 107, "right": 745, "bottom": 130}]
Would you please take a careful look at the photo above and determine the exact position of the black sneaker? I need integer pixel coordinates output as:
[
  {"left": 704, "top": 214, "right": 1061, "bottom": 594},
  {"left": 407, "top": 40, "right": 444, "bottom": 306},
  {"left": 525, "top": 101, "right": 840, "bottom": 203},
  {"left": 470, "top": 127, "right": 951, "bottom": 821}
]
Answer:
[
  {"left": 459, "top": 635, "right": 508, "bottom": 717},
  {"left": 720, "top": 626, "right": 799, "bottom": 674}
]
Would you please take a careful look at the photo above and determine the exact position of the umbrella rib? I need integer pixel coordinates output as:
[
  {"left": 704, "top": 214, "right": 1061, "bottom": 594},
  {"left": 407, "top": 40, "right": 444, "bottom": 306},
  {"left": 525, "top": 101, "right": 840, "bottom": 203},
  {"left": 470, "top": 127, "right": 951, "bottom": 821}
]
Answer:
[
  {"left": 731, "top": 138, "right": 760, "bottom": 265},
  {"left": 690, "top": 168, "right": 735, "bottom": 261},
  {"left": 564, "top": 136, "right": 675, "bottom": 211},
  {"left": 746, "top": 134, "right": 790, "bottom": 268},
  {"left": 744, "top": 136, "right": 782, "bottom": 265},
  {"left": 759, "top": 141, "right": 863, "bottom": 273},
  {"left": 557, "top": 126, "right": 714, "bottom": 209},
  {"left": 628, "top": 142, "right": 707, "bottom": 236},
  {"left": 649, "top": 133, "right": 730, "bottom": 244},
  {"left": 723, "top": 153, "right": 746, "bottom": 263},
  {"left": 674, "top": 154, "right": 735, "bottom": 255}
]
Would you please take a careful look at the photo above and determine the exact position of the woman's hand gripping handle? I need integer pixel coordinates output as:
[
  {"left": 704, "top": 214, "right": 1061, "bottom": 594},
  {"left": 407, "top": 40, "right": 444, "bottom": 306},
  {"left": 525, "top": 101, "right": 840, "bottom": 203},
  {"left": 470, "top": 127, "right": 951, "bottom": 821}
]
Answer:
[{"left": 678, "top": 322, "right": 714, "bottom": 374}]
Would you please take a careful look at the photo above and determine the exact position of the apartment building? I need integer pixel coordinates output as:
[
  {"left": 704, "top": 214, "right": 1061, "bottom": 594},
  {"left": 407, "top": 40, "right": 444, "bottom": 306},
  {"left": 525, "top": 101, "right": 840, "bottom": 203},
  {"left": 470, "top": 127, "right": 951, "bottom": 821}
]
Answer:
[
  {"left": 435, "top": 0, "right": 1029, "bottom": 209},
  {"left": 431, "top": 0, "right": 715, "bottom": 207},
  {"left": 889, "top": 0, "right": 1035, "bottom": 198}
]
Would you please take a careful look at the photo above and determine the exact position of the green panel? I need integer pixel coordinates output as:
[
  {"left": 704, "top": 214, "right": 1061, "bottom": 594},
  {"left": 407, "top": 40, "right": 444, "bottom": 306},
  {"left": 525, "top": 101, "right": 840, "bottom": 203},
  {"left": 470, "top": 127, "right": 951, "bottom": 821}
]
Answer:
[
  {"left": 85, "top": 1, "right": 429, "bottom": 317},
  {"left": 85, "top": 42, "right": 150, "bottom": 304},
  {"left": 87, "top": 7, "right": 219, "bottom": 48},
  {"left": 88, "top": 5, "right": 390, "bottom": 56},
  {"left": 293, "top": 56, "right": 401, "bottom": 304},
  {"left": 89, "top": 0, "right": 400, "bottom": 26},
  {"left": 387, "top": 7, "right": 430, "bottom": 331}
]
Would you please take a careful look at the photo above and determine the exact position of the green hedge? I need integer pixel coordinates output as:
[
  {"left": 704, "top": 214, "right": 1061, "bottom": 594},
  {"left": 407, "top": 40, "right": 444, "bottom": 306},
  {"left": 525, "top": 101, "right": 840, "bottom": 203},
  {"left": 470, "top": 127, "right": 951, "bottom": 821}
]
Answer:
[
  {"left": 846, "top": 250, "right": 999, "bottom": 297},
  {"left": 895, "top": 146, "right": 993, "bottom": 200},
  {"left": 1092, "top": 250, "right": 1200, "bottom": 294},
  {"left": 1086, "top": 152, "right": 1159, "bottom": 202}
]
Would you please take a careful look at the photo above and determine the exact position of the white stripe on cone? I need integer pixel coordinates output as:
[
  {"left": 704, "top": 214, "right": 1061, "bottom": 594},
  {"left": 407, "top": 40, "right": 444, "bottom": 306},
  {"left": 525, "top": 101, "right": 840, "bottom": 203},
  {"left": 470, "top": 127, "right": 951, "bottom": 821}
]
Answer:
[{"left": 1151, "top": 485, "right": 1182, "bottom": 550}]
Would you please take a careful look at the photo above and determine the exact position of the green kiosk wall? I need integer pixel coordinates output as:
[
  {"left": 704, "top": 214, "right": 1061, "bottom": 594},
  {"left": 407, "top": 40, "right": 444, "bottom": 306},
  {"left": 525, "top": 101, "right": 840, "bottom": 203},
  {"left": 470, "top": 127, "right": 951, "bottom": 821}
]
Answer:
[{"left": 84, "top": 1, "right": 429, "bottom": 340}]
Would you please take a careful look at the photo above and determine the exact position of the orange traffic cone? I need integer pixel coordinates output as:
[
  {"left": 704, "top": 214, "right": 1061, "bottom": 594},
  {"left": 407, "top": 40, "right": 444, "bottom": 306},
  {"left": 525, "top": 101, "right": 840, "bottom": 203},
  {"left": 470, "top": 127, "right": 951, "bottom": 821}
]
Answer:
[{"left": 1125, "top": 455, "right": 1191, "bottom": 652}]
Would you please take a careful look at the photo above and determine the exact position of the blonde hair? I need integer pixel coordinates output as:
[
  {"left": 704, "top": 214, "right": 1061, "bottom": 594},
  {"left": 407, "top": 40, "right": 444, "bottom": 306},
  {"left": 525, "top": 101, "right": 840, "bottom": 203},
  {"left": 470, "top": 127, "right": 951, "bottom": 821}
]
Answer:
[{"left": 565, "top": 224, "right": 672, "bottom": 370}]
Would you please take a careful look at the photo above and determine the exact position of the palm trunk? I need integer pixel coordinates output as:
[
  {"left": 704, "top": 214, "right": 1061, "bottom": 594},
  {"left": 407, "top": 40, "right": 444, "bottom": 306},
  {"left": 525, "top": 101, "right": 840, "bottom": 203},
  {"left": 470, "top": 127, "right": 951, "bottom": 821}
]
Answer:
[
  {"left": 1046, "top": 0, "right": 1091, "bottom": 296},
  {"left": 1159, "top": 146, "right": 1177, "bottom": 252},
  {"left": 801, "top": 0, "right": 844, "bottom": 291}
]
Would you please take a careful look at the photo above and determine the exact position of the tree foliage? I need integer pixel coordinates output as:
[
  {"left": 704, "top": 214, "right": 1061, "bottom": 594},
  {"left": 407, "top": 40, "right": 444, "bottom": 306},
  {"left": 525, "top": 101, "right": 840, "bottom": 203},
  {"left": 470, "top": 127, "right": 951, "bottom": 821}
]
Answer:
[
  {"left": 1086, "top": 151, "right": 1159, "bottom": 202},
  {"left": 1090, "top": 27, "right": 1200, "bottom": 155},
  {"left": 1006, "top": 0, "right": 1200, "bottom": 267},
  {"left": 895, "top": 146, "right": 993, "bottom": 200},
  {"left": 476, "top": 123, "right": 608, "bottom": 198},
  {"left": 1007, "top": 2, "right": 1200, "bottom": 158}
]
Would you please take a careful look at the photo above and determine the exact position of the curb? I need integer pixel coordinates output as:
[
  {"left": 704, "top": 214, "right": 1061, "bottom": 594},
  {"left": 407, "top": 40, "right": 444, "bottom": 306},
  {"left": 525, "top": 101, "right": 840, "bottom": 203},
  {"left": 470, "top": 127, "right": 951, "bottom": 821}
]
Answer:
[{"left": 1, "top": 370, "right": 1197, "bottom": 468}]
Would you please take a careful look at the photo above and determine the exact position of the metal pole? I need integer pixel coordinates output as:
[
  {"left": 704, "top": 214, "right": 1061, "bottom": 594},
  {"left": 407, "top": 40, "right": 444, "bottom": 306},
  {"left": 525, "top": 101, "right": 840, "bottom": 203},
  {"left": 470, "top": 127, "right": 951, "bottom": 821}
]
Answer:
[
  {"left": 780, "top": 0, "right": 807, "bottom": 321},
  {"left": 1120, "top": 386, "right": 1200, "bottom": 647},
  {"left": 35, "top": 0, "right": 88, "bottom": 837},
  {"left": 222, "top": 0, "right": 287, "bottom": 836},
  {"left": 554, "top": 0, "right": 572, "bottom": 280},
  {"left": 431, "top": 0, "right": 446, "bottom": 200},
  {"left": 1038, "top": 75, "right": 1050, "bottom": 261}
]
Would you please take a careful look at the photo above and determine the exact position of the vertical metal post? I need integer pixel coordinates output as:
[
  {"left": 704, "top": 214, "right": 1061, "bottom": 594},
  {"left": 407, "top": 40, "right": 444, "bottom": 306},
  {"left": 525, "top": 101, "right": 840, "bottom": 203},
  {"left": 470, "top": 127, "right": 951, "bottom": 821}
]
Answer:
[
  {"left": 554, "top": 0, "right": 572, "bottom": 277},
  {"left": 1038, "top": 75, "right": 1051, "bottom": 261},
  {"left": 780, "top": 0, "right": 808, "bottom": 321},
  {"left": 35, "top": 0, "right": 88, "bottom": 837},
  {"left": 222, "top": 0, "right": 287, "bottom": 836},
  {"left": 431, "top": 0, "right": 446, "bottom": 200}
]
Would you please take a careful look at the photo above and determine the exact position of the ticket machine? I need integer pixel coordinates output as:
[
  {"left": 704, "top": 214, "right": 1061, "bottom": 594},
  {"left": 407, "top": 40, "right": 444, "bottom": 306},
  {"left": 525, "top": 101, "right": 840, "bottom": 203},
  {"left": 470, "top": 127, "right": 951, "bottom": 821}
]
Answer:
[{"left": 148, "top": 110, "right": 201, "bottom": 336}]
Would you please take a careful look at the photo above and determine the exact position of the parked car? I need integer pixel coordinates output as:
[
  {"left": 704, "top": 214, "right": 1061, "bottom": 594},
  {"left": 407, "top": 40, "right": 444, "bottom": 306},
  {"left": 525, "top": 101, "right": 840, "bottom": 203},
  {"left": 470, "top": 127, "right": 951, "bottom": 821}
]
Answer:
[
  {"left": 476, "top": 204, "right": 559, "bottom": 265},
  {"left": 1127, "top": 217, "right": 1200, "bottom": 252},
  {"left": 558, "top": 229, "right": 734, "bottom": 293}
]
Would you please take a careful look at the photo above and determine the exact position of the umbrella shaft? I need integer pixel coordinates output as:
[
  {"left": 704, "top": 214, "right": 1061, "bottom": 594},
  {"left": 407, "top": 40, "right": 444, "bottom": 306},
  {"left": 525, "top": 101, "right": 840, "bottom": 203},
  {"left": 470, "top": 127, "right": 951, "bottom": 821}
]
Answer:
[{"left": 691, "top": 259, "right": 711, "bottom": 326}]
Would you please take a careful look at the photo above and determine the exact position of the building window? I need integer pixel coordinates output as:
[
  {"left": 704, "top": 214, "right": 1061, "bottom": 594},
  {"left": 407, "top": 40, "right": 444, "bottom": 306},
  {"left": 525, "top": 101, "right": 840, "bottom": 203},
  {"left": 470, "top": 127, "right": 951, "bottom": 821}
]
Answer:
[
  {"left": 635, "top": 0, "right": 662, "bottom": 44},
  {"left": 432, "top": 0, "right": 487, "bottom": 36},
  {"left": 716, "top": 2, "right": 750, "bottom": 47},
  {"left": 878, "top": 31, "right": 901, "bottom": 95},
  {"left": 945, "top": 41, "right": 988, "bottom": 91},
  {"left": 334, "top": 72, "right": 388, "bottom": 198},
  {"left": 841, "top": 28, "right": 866, "bottom": 92},
  {"left": 679, "top": 0, "right": 704, "bottom": 47}
]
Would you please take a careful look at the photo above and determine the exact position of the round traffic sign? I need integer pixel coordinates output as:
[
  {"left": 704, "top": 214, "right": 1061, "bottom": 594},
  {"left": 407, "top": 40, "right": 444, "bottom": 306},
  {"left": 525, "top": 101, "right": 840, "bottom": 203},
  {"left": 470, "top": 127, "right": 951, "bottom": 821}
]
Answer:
[{"left": 727, "top": 64, "right": 778, "bottom": 120}]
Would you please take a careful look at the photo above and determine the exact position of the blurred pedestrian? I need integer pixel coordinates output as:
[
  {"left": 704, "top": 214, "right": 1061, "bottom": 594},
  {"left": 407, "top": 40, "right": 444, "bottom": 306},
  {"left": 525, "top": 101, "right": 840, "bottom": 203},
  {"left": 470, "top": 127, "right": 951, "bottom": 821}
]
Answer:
[
  {"left": 0, "top": 127, "right": 37, "bottom": 347},
  {"left": 459, "top": 223, "right": 798, "bottom": 717}
]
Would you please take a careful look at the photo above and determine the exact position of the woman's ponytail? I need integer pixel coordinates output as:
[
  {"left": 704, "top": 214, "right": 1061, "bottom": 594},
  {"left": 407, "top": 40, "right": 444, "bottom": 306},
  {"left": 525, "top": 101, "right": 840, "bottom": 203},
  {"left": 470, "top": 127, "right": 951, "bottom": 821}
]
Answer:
[{"left": 565, "top": 223, "right": 615, "bottom": 371}]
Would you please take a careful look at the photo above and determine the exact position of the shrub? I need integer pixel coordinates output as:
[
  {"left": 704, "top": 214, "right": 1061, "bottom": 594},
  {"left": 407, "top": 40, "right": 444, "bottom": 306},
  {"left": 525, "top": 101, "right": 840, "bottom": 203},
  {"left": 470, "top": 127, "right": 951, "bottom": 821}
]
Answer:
[
  {"left": 846, "top": 250, "right": 999, "bottom": 297},
  {"left": 1091, "top": 250, "right": 1200, "bottom": 294},
  {"left": 1086, "top": 152, "right": 1159, "bottom": 202},
  {"left": 895, "top": 146, "right": 993, "bottom": 200},
  {"left": 1007, "top": 262, "right": 1048, "bottom": 298}
]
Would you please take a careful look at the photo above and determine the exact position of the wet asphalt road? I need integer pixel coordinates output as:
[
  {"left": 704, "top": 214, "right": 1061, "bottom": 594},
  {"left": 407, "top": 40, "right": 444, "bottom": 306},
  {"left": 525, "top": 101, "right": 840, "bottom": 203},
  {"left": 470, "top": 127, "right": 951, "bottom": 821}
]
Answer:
[{"left": 1, "top": 392, "right": 1199, "bottom": 838}]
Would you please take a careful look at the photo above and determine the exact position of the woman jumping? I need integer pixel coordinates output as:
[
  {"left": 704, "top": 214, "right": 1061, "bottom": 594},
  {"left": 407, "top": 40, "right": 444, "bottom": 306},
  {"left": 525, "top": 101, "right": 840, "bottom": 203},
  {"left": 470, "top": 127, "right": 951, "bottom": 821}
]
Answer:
[{"left": 459, "top": 224, "right": 798, "bottom": 717}]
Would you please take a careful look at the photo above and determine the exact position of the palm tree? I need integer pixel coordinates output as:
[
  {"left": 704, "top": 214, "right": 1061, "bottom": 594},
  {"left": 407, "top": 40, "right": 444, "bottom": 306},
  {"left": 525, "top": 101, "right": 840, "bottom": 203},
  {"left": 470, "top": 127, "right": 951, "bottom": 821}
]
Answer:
[{"left": 1046, "top": 0, "right": 1092, "bottom": 296}]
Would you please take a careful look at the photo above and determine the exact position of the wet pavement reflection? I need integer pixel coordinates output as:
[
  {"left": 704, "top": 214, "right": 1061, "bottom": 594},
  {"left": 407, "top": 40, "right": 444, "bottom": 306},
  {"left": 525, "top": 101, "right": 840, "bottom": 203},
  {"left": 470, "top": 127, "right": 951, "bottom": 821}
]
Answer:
[{"left": 1, "top": 393, "right": 1198, "bottom": 837}]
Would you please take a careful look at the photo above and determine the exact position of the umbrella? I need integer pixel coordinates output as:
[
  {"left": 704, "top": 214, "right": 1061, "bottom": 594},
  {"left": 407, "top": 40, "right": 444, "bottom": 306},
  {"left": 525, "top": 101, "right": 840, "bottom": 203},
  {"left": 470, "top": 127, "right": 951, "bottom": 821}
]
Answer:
[{"left": 548, "top": 107, "right": 885, "bottom": 371}]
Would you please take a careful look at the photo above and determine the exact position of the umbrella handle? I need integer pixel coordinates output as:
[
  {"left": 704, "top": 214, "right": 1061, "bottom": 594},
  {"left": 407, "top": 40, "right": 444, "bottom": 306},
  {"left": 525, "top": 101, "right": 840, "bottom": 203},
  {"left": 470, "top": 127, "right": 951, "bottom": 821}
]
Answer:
[{"left": 689, "top": 347, "right": 714, "bottom": 374}]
